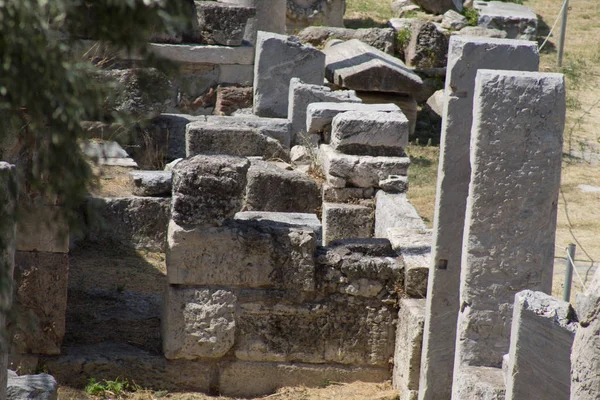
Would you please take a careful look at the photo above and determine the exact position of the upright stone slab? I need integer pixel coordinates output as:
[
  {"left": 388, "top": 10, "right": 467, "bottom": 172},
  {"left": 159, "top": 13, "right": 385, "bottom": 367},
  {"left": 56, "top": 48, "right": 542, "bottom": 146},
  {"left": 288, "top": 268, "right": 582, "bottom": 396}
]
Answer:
[
  {"left": 571, "top": 268, "right": 600, "bottom": 399},
  {"left": 218, "top": 0, "right": 286, "bottom": 44},
  {"left": 0, "top": 162, "right": 17, "bottom": 400},
  {"left": 504, "top": 290, "right": 577, "bottom": 400},
  {"left": 253, "top": 31, "right": 325, "bottom": 118},
  {"left": 453, "top": 70, "right": 565, "bottom": 397},
  {"left": 418, "top": 37, "right": 539, "bottom": 400},
  {"left": 287, "top": 78, "right": 360, "bottom": 145}
]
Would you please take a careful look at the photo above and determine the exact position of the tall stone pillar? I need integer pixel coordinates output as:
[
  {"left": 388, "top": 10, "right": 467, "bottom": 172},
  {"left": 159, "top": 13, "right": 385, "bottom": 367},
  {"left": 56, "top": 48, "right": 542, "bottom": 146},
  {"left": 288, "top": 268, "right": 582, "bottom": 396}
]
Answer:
[
  {"left": 0, "top": 162, "right": 18, "bottom": 400},
  {"left": 452, "top": 70, "right": 565, "bottom": 399},
  {"left": 418, "top": 37, "right": 539, "bottom": 400}
]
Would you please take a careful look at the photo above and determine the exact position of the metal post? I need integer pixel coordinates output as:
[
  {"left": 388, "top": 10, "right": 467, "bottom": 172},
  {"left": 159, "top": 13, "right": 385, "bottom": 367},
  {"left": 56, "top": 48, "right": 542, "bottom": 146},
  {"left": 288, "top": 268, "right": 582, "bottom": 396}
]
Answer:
[
  {"left": 563, "top": 243, "right": 576, "bottom": 302},
  {"left": 557, "top": 0, "right": 570, "bottom": 67}
]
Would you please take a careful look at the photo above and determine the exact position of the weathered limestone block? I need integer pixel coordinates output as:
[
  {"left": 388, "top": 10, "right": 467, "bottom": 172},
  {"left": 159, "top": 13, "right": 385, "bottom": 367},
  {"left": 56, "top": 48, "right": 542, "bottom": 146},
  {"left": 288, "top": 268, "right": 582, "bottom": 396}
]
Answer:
[
  {"left": 246, "top": 160, "right": 321, "bottom": 213},
  {"left": 288, "top": 78, "right": 360, "bottom": 145},
  {"left": 7, "top": 370, "right": 58, "bottom": 400},
  {"left": 455, "top": 26, "right": 508, "bottom": 38},
  {"left": 235, "top": 295, "right": 396, "bottom": 366},
  {"left": 219, "top": 0, "right": 287, "bottom": 44},
  {"left": 163, "top": 286, "right": 236, "bottom": 360},
  {"left": 319, "top": 145, "right": 410, "bottom": 188},
  {"left": 452, "top": 366, "right": 506, "bottom": 400},
  {"left": 504, "top": 290, "right": 576, "bottom": 400},
  {"left": 316, "top": 238, "right": 402, "bottom": 300},
  {"left": 12, "top": 252, "right": 69, "bottom": 356},
  {"left": 306, "top": 102, "right": 399, "bottom": 136},
  {"left": 297, "top": 26, "right": 396, "bottom": 55},
  {"left": 405, "top": 21, "right": 449, "bottom": 69},
  {"left": 234, "top": 211, "right": 322, "bottom": 242},
  {"left": 253, "top": 32, "right": 326, "bottom": 118},
  {"left": 203, "top": 115, "right": 292, "bottom": 148},
  {"left": 324, "top": 39, "right": 423, "bottom": 94},
  {"left": 393, "top": 299, "right": 425, "bottom": 400},
  {"left": 83, "top": 197, "right": 171, "bottom": 251},
  {"left": 167, "top": 219, "right": 316, "bottom": 291},
  {"left": 419, "top": 36, "right": 539, "bottom": 400},
  {"left": 387, "top": 228, "right": 431, "bottom": 299},
  {"left": 453, "top": 70, "right": 565, "bottom": 395},
  {"left": 185, "top": 122, "right": 289, "bottom": 161},
  {"left": 286, "top": 0, "right": 346, "bottom": 31},
  {"left": 81, "top": 140, "right": 138, "bottom": 168},
  {"left": 571, "top": 268, "right": 600, "bottom": 400},
  {"left": 322, "top": 202, "right": 374, "bottom": 245},
  {"left": 145, "top": 42, "right": 255, "bottom": 64},
  {"left": 16, "top": 206, "right": 68, "bottom": 253},
  {"left": 188, "top": 1, "right": 256, "bottom": 46},
  {"left": 412, "top": 0, "right": 461, "bottom": 15},
  {"left": 0, "top": 162, "right": 17, "bottom": 400},
  {"left": 354, "top": 91, "right": 418, "bottom": 136},
  {"left": 474, "top": 1, "right": 537, "bottom": 41},
  {"left": 219, "top": 361, "right": 388, "bottom": 398},
  {"left": 374, "top": 192, "right": 425, "bottom": 239},
  {"left": 171, "top": 154, "right": 250, "bottom": 226},
  {"left": 322, "top": 184, "right": 375, "bottom": 203},
  {"left": 379, "top": 175, "right": 409, "bottom": 193},
  {"left": 129, "top": 171, "right": 172, "bottom": 197},
  {"left": 330, "top": 111, "right": 409, "bottom": 156},
  {"left": 215, "top": 85, "right": 253, "bottom": 116},
  {"left": 441, "top": 10, "right": 467, "bottom": 30},
  {"left": 147, "top": 113, "right": 205, "bottom": 161}
]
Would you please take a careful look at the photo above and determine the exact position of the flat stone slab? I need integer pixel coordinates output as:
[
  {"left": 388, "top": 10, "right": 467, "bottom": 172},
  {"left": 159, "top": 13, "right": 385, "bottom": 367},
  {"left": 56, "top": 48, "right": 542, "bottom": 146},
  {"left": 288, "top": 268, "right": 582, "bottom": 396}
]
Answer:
[
  {"left": 324, "top": 39, "right": 423, "bottom": 94},
  {"left": 129, "top": 170, "right": 172, "bottom": 197},
  {"left": 330, "top": 110, "right": 409, "bottom": 156},
  {"left": 234, "top": 211, "right": 322, "bottom": 242},
  {"left": 81, "top": 141, "right": 139, "bottom": 168},
  {"left": 206, "top": 115, "right": 291, "bottom": 148},
  {"left": 297, "top": 26, "right": 396, "bottom": 55},
  {"left": 147, "top": 43, "right": 255, "bottom": 64},
  {"left": 307, "top": 102, "right": 400, "bottom": 135},
  {"left": 319, "top": 144, "right": 410, "bottom": 188},
  {"left": 474, "top": 1, "right": 537, "bottom": 40},
  {"left": 374, "top": 192, "right": 426, "bottom": 239}
]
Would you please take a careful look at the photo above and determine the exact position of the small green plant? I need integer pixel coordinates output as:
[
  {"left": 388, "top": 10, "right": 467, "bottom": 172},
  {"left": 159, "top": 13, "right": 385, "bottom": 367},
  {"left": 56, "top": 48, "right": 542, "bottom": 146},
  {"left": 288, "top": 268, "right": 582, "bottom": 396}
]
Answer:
[
  {"left": 396, "top": 27, "right": 412, "bottom": 49},
  {"left": 463, "top": 7, "right": 479, "bottom": 27},
  {"left": 84, "top": 377, "right": 131, "bottom": 397},
  {"left": 84, "top": 378, "right": 106, "bottom": 396}
]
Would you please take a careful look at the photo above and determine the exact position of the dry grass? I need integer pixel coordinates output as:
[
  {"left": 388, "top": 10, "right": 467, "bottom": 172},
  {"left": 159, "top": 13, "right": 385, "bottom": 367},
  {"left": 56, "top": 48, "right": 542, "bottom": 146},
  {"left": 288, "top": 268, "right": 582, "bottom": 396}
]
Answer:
[
  {"left": 344, "top": 0, "right": 393, "bottom": 28},
  {"left": 58, "top": 382, "right": 400, "bottom": 400},
  {"left": 88, "top": 165, "right": 135, "bottom": 197},
  {"left": 405, "top": 145, "right": 439, "bottom": 228}
]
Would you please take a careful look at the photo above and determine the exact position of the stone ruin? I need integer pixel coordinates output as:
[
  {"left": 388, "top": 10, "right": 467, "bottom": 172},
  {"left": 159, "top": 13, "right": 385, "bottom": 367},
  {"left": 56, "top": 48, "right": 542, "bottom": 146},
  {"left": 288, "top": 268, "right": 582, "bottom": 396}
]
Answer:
[{"left": 3, "top": 1, "right": 600, "bottom": 400}]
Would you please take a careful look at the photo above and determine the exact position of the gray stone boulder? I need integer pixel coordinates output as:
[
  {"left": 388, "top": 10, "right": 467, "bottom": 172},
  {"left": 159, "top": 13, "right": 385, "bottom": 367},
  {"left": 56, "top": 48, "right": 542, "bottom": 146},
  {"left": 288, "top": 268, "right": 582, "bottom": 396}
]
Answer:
[
  {"left": 187, "top": 1, "right": 256, "bottom": 46},
  {"left": 246, "top": 160, "right": 321, "bottom": 213},
  {"left": 297, "top": 26, "right": 396, "bottom": 55},
  {"left": 330, "top": 111, "right": 409, "bottom": 156},
  {"left": 129, "top": 171, "right": 172, "bottom": 197},
  {"left": 412, "top": 0, "right": 462, "bottom": 15},
  {"left": 405, "top": 21, "right": 449, "bottom": 69},
  {"left": 171, "top": 154, "right": 250, "bottom": 226},
  {"left": 324, "top": 39, "right": 423, "bottom": 94},
  {"left": 7, "top": 370, "right": 58, "bottom": 400},
  {"left": 474, "top": 1, "right": 537, "bottom": 40},
  {"left": 441, "top": 10, "right": 468, "bottom": 30},
  {"left": 253, "top": 31, "right": 325, "bottom": 118}
]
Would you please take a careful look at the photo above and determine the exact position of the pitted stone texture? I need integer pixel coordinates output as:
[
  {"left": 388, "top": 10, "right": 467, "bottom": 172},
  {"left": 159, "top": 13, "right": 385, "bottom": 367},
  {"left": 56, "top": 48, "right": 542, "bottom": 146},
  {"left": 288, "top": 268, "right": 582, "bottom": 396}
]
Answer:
[
  {"left": 393, "top": 299, "right": 425, "bottom": 399},
  {"left": 316, "top": 238, "right": 401, "bottom": 300},
  {"left": 331, "top": 111, "right": 409, "bottom": 156},
  {"left": 288, "top": 78, "right": 360, "bottom": 145},
  {"left": 452, "top": 366, "right": 506, "bottom": 400},
  {"left": 412, "top": 0, "right": 461, "bottom": 15},
  {"left": 219, "top": 0, "right": 286, "bottom": 44},
  {"left": 253, "top": 32, "right": 325, "bottom": 118},
  {"left": 16, "top": 206, "right": 69, "bottom": 253},
  {"left": 7, "top": 370, "right": 58, "bottom": 400},
  {"left": 319, "top": 145, "right": 410, "bottom": 188},
  {"left": 234, "top": 211, "right": 322, "bottom": 242},
  {"left": 246, "top": 160, "right": 321, "bottom": 213},
  {"left": 235, "top": 295, "right": 396, "bottom": 366},
  {"left": 307, "top": 102, "right": 400, "bottom": 136},
  {"left": 322, "top": 202, "right": 374, "bottom": 245},
  {"left": 219, "top": 361, "right": 389, "bottom": 398},
  {"left": 505, "top": 290, "right": 576, "bottom": 400},
  {"left": 185, "top": 122, "right": 289, "bottom": 161},
  {"left": 163, "top": 286, "right": 236, "bottom": 360},
  {"left": 374, "top": 192, "right": 425, "bottom": 239},
  {"left": 148, "top": 113, "right": 205, "bottom": 161},
  {"left": 404, "top": 21, "right": 449, "bottom": 69},
  {"left": 215, "top": 85, "right": 253, "bottom": 116},
  {"left": 322, "top": 184, "right": 375, "bottom": 203},
  {"left": 129, "top": 171, "right": 172, "bottom": 197},
  {"left": 171, "top": 155, "right": 250, "bottom": 226},
  {"left": 167, "top": 219, "right": 316, "bottom": 291},
  {"left": 474, "top": 1, "right": 537, "bottom": 40},
  {"left": 297, "top": 26, "right": 396, "bottom": 55},
  {"left": 12, "top": 252, "right": 69, "bottom": 356},
  {"left": 571, "top": 267, "right": 600, "bottom": 400},
  {"left": 324, "top": 40, "right": 423, "bottom": 94},
  {"left": 204, "top": 115, "right": 291, "bottom": 148},
  {"left": 419, "top": 36, "right": 539, "bottom": 400},
  {"left": 455, "top": 70, "right": 565, "bottom": 376},
  {"left": 188, "top": 1, "right": 256, "bottom": 46},
  {"left": 83, "top": 197, "right": 170, "bottom": 251},
  {"left": 286, "top": 0, "right": 345, "bottom": 31},
  {"left": 379, "top": 175, "right": 409, "bottom": 193}
]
